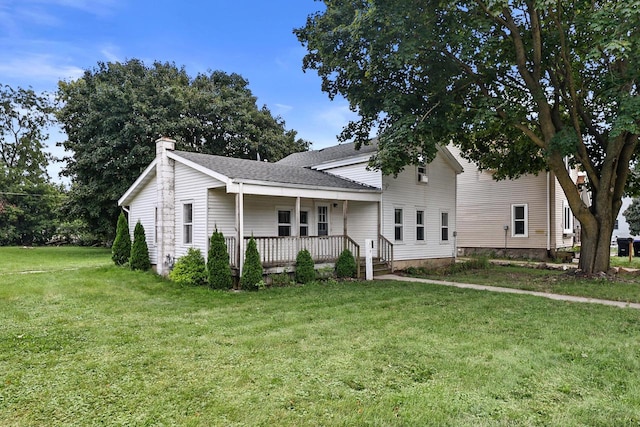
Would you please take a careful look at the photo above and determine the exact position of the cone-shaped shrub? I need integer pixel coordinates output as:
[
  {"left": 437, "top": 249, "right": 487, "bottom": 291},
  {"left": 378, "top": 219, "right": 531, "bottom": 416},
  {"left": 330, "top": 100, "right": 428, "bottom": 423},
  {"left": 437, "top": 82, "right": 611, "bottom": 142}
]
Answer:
[
  {"left": 336, "top": 248, "right": 356, "bottom": 278},
  {"left": 170, "top": 247, "right": 207, "bottom": 286},
  {"left": 207, "top": 229, "right": 232, "bottom": 289},
  {"left": 111, "top": 211, "right": 131, "bottom": 266},
  {"left": 130, "top": 221, "right": 151, "bottom": 271},
  {"left": 295, "top": 249, "right": 315, "bottom": 284},
  {"left": 241, "top": 236, "right": 262, "bottom": 291}
]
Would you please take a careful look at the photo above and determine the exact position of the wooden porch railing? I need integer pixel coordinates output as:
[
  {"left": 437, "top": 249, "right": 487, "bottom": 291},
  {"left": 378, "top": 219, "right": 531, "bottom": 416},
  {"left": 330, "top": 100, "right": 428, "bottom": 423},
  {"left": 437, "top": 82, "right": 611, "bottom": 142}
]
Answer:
[
  {"left": 225, "top": 236, "right": 237, "bottom": 268},
  {"left": 378, "top": 234, "right": 394, "bottom": 272},
  {"left": 241, "top": 235, "right": 360, "bottom": 269}
]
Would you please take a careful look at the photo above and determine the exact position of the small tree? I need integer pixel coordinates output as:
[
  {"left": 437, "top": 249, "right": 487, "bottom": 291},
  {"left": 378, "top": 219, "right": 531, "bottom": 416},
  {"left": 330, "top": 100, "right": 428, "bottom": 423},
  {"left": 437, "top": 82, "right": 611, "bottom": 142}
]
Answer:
[
  {"left": 111, "top": 211, "right": 131, "bottom": 266},
  {"left": 295, "top": 249, "right": 315, "bottom": 284},
  {"left": 241, "top": 236, "right": 263, "bottom": 291},
  {"left": 207, "top": 230, "right": 233, "bottom": 290},
  {"left": 335, "top": 249, "right": 357, "bottom": 279},
  {"left": 130, "top": 221, "right": 151, "bottom": 271},
  {"left": 170, "top": 247, "right": 207, "bottom": 286},
  {"left": 623, "top": 199, "right": 640, "bottom": 236}
]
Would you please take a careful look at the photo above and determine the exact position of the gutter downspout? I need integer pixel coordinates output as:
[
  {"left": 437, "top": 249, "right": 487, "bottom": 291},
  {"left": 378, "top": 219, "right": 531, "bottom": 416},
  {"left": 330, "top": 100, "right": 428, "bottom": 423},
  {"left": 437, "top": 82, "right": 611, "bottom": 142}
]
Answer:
[{"left": 546, "top": 171, "right": 551, "bottom": 256}]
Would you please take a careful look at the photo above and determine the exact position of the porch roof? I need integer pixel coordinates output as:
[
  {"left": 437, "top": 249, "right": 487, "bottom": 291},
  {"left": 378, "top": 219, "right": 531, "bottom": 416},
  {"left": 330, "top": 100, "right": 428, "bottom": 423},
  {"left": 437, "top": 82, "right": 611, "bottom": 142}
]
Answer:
[{"left": 172, "top": 150, "right": 380, "bottom": 192}]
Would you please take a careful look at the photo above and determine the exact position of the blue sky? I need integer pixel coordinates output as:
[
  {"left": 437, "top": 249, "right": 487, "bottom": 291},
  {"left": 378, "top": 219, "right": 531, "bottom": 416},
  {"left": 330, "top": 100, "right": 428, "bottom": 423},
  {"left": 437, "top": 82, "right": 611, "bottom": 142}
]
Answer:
[{"left": 0, "top": 0, "right": 356, "bottom": 180}]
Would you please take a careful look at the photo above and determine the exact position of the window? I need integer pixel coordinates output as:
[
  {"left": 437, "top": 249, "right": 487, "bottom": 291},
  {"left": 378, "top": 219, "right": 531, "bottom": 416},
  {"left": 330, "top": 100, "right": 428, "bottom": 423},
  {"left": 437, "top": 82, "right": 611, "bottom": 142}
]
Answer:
[
  {"left": 416, "top": 210, "right": 425, "bottom": 241},
  {"left": 299, "top": 211, "right": 309, "bottom": 237},
  {"left": 183, "top": 203, "right": 193, "bottom": 244},
  {"left": 614, "top": 220, "right": 619, "bottom": 230},
  {"left": 317, "top": 206, "right": 328, "bottom": 236},
  {"left": 394, "top": 208, "right": 403, "bottom": 241},
  {"left": 512, "top": 204, "right": 528, "bottom": 237},
  {"left": 563, "top": 201, "right": 573, "bottom": 233},
  {"left": 278, "top": 210, "right": 291, "bottom": 236},
  {"left": 441, "top": 211, "right": 449, "bottom": 242},
  {"left": 417, "top": 165, "right": 429, "bottom": 184}
]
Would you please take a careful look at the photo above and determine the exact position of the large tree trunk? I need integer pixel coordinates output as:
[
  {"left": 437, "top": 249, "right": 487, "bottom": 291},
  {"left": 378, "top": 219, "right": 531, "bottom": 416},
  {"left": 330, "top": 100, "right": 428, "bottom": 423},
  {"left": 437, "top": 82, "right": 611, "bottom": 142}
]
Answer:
[{"left": 578, "top": 211, "right": 614, "bottom": 274}]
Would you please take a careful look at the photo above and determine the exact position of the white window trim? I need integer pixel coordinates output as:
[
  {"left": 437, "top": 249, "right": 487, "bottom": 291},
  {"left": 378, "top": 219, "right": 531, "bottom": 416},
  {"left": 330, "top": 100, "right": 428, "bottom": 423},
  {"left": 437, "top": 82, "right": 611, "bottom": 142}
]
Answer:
[
  {"left": 182, "top": 201, "right": 194, "bottom": 245},
  {"left": 276, "top": 206, "right": 294, "bottom": 237},
  {"left": 299, "top": 210, "right": 310, "bottom": 237},
  {"left": 511, "top": 204, "right": 528, "bottom": 238},
  {"left": 416, "top": 208, "right": 426, "bottom": 243},
  {"left": 315, "top": 203, "right": 330, "bottom": 236},
  {"left": 417, "top": 165, "right": 429, "bottom": 185},
  {"left": 440, "top": 210, "right": 449, "bottom": 243},
  {"left": 563, "top": 201, "right": 573, "bottom": 234},
  {"left": 394, "top": 207, "right": 404, "bottom": 242}
]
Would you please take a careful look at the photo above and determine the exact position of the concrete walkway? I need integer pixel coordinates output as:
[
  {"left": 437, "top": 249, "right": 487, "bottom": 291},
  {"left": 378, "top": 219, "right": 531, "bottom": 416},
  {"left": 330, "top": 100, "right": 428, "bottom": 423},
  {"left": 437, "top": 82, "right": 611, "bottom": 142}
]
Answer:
[{"left": 375, "top": 274, "right": 640, "bottom": 310}]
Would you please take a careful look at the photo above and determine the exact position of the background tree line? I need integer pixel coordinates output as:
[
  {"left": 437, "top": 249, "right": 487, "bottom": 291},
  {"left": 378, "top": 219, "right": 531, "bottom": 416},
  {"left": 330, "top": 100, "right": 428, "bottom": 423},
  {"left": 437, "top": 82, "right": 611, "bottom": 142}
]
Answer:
[{"left": 1, "top": 59, "right": 309, "bottom": 245}]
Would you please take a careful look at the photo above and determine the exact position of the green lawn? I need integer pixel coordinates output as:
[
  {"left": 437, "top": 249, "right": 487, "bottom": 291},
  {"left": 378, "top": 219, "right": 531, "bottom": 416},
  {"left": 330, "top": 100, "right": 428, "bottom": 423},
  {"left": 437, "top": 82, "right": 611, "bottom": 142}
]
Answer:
[
  {"left": 416, "top": 263, "right": 640, "bottom": 304},
  {"left": 0, "top": 246, "right": 111, "bottom": 274},
  {"left": 1, "top": 248, "right": 640, "bottom": 426}
]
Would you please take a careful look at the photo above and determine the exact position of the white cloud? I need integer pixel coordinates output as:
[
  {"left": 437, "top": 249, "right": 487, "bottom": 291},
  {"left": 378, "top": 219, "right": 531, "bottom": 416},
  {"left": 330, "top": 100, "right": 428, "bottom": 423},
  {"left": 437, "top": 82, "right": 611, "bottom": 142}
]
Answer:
[
  {"left": 274, "top": 103, "right": 293, "bottom": 114},
  {"left": 0, "top": 54, "right": 84, "bottom": 83},
  {"left": 100, "top": 44, "right": 122, "bottom": 63}
]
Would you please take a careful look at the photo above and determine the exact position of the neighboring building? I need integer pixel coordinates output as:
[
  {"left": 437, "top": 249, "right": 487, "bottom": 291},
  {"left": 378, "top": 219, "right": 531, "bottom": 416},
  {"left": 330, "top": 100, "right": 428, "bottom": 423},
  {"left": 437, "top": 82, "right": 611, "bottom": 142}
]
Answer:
[
  {"left": 118, "top": 137, "right": 463, "bottom": 277},
  {"left": 449, "top": 145, "right": 578, "bottom": 260},
  {"left": 613, "top": 197, "right": 635, "bottom": 243}
]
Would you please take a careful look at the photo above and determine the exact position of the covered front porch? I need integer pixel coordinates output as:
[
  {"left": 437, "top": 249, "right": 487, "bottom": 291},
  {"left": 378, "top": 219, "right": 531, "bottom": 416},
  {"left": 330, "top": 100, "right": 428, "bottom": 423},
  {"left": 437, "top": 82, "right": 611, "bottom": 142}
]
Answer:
[
  {"left": 224, "top": 234, "right": 395, "bottom": 277},
  {"left": 206, "top": 180, "right": 387, "bottom": 276}
]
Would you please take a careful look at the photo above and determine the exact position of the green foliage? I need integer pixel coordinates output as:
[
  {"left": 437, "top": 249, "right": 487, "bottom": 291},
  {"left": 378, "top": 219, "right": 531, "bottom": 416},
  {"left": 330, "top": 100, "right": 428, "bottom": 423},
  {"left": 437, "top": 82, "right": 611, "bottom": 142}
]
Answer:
[
  {"left": 335, "top": 249, "right": 357, "bottom": 279},
  {"left": 623, "top": 199, "right": 640, "bottom": 236},
  {"left": 130, "top": 221, "right": 150, "bottom": 271},
  {"left": 207, "top": 230, "right": 232, "bottom": 290},
  {"left": 269, "top": 271, "right": 294, "bottom": 287},
  {"left": 0, "top": 85, "right": 61, "bottom": 245},
  {"left": 56, "top": 59, "right": 310, "bottom": 243},
  {"left": 240, "top": 236, "right": 263, "bottom": 291},
  {"left": 295, "top": 249, "right": 316, "bottom": 284},
  {"left": 170, "top": 247, "right": 208, "bottom": 287},
  {"left": 296, "top": 1, "right": 640, "bottom": 273},
  {"left": 111, "top": 212, "right": 131, "bottom": 266}
]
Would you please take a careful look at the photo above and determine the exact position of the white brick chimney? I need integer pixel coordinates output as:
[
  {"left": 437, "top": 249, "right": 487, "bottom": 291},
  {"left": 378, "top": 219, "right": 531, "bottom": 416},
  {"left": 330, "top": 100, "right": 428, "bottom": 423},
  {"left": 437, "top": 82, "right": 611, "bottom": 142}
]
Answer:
[{"left": 156, "top": 137, "right": 175, "bottom": 276}]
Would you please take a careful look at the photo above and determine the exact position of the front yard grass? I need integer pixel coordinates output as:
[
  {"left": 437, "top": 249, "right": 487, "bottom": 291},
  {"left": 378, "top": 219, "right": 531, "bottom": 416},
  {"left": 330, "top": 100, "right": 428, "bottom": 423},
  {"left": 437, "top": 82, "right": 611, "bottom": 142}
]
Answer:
[
  {"left": 2, "top": 259, "right": 640, "bottom": 425},
  {"left": 413, "top": 260, "right": 640, "bottom": 304}
]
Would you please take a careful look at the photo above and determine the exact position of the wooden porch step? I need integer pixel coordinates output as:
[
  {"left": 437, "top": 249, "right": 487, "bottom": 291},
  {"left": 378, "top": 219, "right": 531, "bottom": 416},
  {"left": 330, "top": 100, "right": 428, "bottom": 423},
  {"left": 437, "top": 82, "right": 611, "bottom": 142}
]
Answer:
[{"left": 358, "top": 258, "right": 392, "bottom": 277}]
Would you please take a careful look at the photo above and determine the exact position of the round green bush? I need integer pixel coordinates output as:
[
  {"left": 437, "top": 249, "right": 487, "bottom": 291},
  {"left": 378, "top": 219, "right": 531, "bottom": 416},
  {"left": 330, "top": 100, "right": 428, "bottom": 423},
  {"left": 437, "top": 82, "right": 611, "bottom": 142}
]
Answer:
[
  {"left": 335, "top": 248, "right": 357, "bottom": 278},
  {"left": 295, "top": 249, "right": 316, "bottom": 284},
  {"left": 207, "top": 230, "right": 233, "bottom": 290},
  {"left": 170, "top": 247, "right": 207, "bottom": 286},
  {"left": 241, "top": 236, "right": 263, "bottom": 291},
  {"left": 130, "top": 221, "right": 150, "bottom": 271},
  {"left": 111, "top": 211, "right": 131, "bottom": 266}
]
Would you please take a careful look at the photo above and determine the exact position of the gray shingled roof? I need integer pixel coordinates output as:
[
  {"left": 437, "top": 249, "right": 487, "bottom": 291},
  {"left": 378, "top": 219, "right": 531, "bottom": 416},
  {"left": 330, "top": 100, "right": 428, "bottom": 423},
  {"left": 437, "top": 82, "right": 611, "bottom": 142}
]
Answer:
[
  {"left": 277, "top": 140, "right": 378, "bottom": 167},
  {"left": 172, "top": 150, "right": 378, "bottom": 192}
]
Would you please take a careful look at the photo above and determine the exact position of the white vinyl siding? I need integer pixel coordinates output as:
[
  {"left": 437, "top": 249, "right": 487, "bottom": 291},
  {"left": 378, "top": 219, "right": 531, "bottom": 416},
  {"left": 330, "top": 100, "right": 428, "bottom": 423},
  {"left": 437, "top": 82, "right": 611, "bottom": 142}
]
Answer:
[
  {"left": 450, "top": 145, "right": 552, "bottom": 250},
  {"left": 321, "top": 162, "right": 382, "bottom": 188},
  {"left": 380, "top": 150, "right": 458, "bottom": 261},
  {"left": 127, "top": 173, "right": 158, "bottom": 265},
  {"left": 173, "top": 162, "right": 222, "bottom": 259}
]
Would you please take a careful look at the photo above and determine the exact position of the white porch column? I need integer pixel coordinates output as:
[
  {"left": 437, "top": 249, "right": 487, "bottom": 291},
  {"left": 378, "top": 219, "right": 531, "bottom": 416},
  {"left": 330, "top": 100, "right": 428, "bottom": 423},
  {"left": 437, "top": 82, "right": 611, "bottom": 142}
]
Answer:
[
  {"left": 156, "top": 137, "right": 175, "bottom": 276},
  {"left": 237, "top": 183, "right": 245, "bottom": 276}
]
